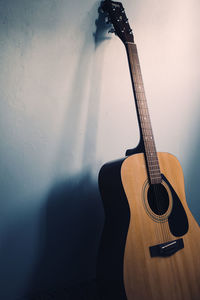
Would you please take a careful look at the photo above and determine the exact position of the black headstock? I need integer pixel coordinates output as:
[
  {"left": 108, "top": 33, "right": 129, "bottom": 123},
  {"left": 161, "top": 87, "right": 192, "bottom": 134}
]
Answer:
[{"left": 100, "top": 0, "right": 134, "bottom": 44}]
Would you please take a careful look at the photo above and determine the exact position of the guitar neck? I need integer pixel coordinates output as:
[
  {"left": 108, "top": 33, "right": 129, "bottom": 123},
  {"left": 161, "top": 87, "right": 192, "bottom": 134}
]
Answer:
[{"left": 125, "top": 42, "right": 161, "bottom": 184}]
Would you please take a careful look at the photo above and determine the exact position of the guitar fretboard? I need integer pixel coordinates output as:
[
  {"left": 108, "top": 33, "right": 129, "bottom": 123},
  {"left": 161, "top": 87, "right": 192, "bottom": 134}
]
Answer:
[{"left": 126, "top": 42, "right": 161, "bottom": 184}]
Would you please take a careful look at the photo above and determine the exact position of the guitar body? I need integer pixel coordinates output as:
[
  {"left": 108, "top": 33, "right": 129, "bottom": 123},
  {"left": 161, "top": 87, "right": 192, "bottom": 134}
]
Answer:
[{"left": 97, "top": 152, "right": 200, "bottom": 300}]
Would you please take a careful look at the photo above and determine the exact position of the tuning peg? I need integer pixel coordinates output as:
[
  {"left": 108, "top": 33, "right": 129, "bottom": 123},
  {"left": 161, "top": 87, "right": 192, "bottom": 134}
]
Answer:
[
  {"left": 108, "top": 28, "right": 115, "bottom": 34},
  {"left": 105, "top": 16, "right": 111, "bottom": 24},
  {"left": 99, "top": 1, "right": 105, "bottom": 12},
  {"left": 99, "top": 7, "right": 104, "bottom": 13}
]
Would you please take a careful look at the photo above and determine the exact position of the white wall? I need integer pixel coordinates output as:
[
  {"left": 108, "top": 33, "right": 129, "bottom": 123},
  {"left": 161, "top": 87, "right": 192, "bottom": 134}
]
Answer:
[{"left": 0, "top": 0, "right": 199, "bottom": 299}]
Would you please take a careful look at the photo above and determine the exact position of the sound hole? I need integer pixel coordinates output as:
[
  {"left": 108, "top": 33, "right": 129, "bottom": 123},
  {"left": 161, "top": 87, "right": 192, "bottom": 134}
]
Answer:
[{"left": 147, "top": 184, "right": 169, "bottom": 215}]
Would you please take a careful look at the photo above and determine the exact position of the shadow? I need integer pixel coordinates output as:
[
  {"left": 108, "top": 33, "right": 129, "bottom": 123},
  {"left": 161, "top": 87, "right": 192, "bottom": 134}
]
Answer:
[
  {"left": 26, "top": 172, "right": 102, "bottom": 298},
  {"left": 0, "top": 205, "right": 45, "bottom": 300},
  {"left": 53, "top": 2, "right": 112, "bottom": 175},
  {"left": 93, "top": 5, "right": 112, "bottom": 48},
  {"left": 82, "top": 7, "right": 112, "bottom": 171},
  {"left": 24, "top": 4, "right": 111, "bottom": 299}
]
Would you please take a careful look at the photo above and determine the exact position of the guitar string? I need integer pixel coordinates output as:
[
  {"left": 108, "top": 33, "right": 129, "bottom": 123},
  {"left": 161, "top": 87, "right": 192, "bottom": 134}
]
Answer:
[
  {"left": 130, "top": 44, "right": 172, "bottom": 243},
  {"left": 145, "top": 136, "right": 170, "bottom": 243},
  {"left": 130, "top": 46, "right": 166, "bottom": 242},
  {"left": 126, "top": 41, "right": 181, "bottom": 285},
  {"left": 144, "top": 133, "right": 171, "bottom": 243},
  {"left": 143, "top": 112, "right": 172, "bottom": 242},
  {"left": 130, "top": 47, "right": 166, "bottom": 242},
  {"left": 142, "top": 125, "right": 166, "bottom": 242},
  {"left": 135, "top": 92, "right": 166, "bottom": 241},
  {"left": 154, "top": 181, "right": 170, "bottom": 242}
]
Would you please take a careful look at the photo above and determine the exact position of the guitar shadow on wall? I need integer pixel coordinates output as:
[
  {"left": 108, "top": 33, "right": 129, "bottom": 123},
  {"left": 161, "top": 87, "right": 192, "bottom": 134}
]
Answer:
[
  {"left": 26, "top": 5, "right": 111, "bottom": 300},
  {"left": 27, "top": 173, "right": 102, "bottom": 299}
]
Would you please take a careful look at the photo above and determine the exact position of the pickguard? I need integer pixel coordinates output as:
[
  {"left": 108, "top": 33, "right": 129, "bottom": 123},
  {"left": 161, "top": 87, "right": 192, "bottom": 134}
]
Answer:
[{"left": 161, "top": 174, "right": 189, "bottom": 236}]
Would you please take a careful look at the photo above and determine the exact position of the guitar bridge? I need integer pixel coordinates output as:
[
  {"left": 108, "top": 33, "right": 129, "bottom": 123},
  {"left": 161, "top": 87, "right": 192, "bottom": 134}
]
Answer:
[{"left": 149, "top": 238, "right": 184, "bottom": 257}]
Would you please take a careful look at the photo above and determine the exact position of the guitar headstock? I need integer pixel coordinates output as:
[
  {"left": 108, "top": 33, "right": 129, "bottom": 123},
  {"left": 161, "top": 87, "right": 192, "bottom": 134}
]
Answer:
[{"left": 100, "top": 0, "right": 134, "bottom": 44}]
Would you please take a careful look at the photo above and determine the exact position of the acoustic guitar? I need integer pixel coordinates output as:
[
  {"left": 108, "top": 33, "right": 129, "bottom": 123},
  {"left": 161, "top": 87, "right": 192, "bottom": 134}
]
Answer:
[{"left": 96, "top": 1, "right": 200, "bottom": 300}]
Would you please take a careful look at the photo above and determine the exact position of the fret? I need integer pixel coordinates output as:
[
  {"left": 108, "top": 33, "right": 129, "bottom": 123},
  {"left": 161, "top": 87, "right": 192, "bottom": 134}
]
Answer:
[
  {"left": 150, "top": 175, "right": 162, "bottom": 181},
  {"left": 143, "top": 136, "right": 154, "bottom": 141},
  {"left": 137, "top": 98, "right": 147, "bottom": 103},
  {"left": 150, "top": 174, "right": 161, "bottom": 178},
  {"left": 142, "top": 129, "right": 152, "bottom": 134},
  {"left": 147, "top": 162, "right": 159, "bottom": 166},
  {"left": 147, "top": 154, "right": 157, "bottom": 159},
  {"left": 149, "top": 169, "right": 160, "bottom": 175},
  {"left": 143, "top": 134, "right": 154, "bottom": 139},
  {"left": 146, "top": 148, "right": 156, "bottom": 151},
  {"left": 135, "top": 90, "right": 144, "bottom": 96},
  {"left": 146, "top": 153, "right": 157, "bottom": 158},
  {"left": 140, "top": 111, "right": 150, "bottom": 116},
  {"left": 144, "top": 146, "right": 155, "bottom": 151},
  {"left": 137, "top": 98, "right": 147, "bottom": 104},
  {"left": 152, "top": 180, "right": 162, "bottom": 184},
  {"left": 146, "top": 146, "right": 156, "bottom": 150},
  {"left": 150, "top": 173, "right": 161, "bottom": 178},
  {"left": 132, "top": 79, "right": 143, "bottom": 84},
  {"left": 137, "top": 105, "right": 148, "bottom": 112},
  {"left": 150, "top": 176, "right": 161, "bottom": 180},
  {"left": 141, "top": 118, "right": 151, "bottom": 121},
  {"left": 140, "top": 120, "right": 151, "bottom": 125},
  {"left": 141, "top": 127, "right": 153, "bottom": 132},
  {"left": 146, "top": 153, "right": 157, "bottom": 157},
  {"left": 141, "top": 124, "right": 152, "bottom": 128},
  {"left": 144, "top": 135, "right": 155, "bottom": 140},
  {"left": 137, "top": 101, "right": 148, "bottom": 108},
  {"left": 145, "top": 144, "right": 156, "bottom": 148},
  {"left": 144, "top": 138, "right": 154, "bottom": 143},
  {"left": 146, "top": 154, "right": 157, "bottom": 159},
  {"left": 138, "top": 112, "right": 150, "bottom": 120},
  {"left": 132, "top": 60, "right": 141, "bottom": 68},
  {"left": 151, "top": 175, "right": 162, "bottom": 180},
  {"left": 141, "top": 119, "right": 151, "bottom": 122},
  {"left": 134, "top": 85, "right": 144, "bottom": 92},
  {"left": 146, "top": 155, "right": 159, "bottom": 161},
  {"left": 136, "top": 94, "right": 146, "bottom": 101},
  {"left": 149, "top": 169, "right": 161, "bottom": 173},
  {"left": 149, "top": 170, "right": 161, "bottom": 174},
  {"left": 133, "top": 75, "right": 143, "bottom": 83},
  {"left": 139, "top": 114, "right": 150, "bottom": 119},
  {"left": 132, "top": 69, "right": 142, "bottom": 75},
  {"left": 145, "top": 142, "right": 155, "bottom": 146},
  {"left": 146, "top": 159, "right": 159, "bottom": 165},
  {"left": 147, "top": 160, "right": 160, "bottom": 165},
  {"left": 149, "top": 168, "right": 160, "bottom": 173},
  {"left": 139, "top": 112, "right": 150, "bottom": 118},
  {"left": 152, "top": 176, "right": 162, "bottom": 179},
  {"left": 138, "top": 109, "right": 149, "bottom": 114}
]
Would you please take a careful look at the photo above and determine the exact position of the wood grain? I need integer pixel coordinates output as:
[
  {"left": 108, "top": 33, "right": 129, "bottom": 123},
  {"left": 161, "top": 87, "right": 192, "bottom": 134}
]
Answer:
[{"left": 121, "top": 152, "right": 200, "bottom": 300}]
